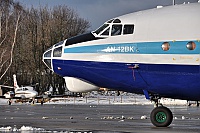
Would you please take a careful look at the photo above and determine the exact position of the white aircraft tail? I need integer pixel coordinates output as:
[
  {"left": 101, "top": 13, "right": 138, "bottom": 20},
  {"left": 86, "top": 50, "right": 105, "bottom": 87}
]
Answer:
[{"left": 13, "top": 74, "right": 20, "bottom": 90}]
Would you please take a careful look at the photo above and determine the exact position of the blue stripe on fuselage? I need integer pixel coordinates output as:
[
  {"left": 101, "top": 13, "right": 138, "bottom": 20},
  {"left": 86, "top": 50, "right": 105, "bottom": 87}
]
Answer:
[
  {"left": 53, "top": 59, "right": 200, "bottom": 101},
  {"left": 64, "top": 40, "right": 199, "bottom": 54}
]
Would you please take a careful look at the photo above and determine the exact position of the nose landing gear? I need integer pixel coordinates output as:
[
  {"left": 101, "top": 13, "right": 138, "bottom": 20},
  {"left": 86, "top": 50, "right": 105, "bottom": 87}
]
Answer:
[{"left": 150, "top": 96, "right": 173, "bottom": 127}]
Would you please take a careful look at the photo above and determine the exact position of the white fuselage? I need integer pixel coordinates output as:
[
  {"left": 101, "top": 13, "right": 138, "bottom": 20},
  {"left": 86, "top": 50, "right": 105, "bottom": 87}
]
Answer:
[{"left": 15, "top": 86, "right": 38, "bottom": 99}]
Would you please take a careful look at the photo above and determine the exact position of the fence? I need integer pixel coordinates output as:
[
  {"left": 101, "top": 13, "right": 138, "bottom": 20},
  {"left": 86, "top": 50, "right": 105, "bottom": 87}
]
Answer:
[{"left": 49, "top": 95, "right": 150, "bottom": 105}]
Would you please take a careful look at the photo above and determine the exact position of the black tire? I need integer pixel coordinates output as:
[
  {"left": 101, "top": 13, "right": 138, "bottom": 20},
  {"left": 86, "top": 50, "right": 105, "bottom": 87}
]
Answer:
[{"left": 150, "top": 106, "right": 173, "bottom": 127}]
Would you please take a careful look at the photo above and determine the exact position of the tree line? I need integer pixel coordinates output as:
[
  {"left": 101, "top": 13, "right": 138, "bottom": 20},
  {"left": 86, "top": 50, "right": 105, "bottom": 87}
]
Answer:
[{"left": 0, "top": 0, "right": 90, "bottom": 94}]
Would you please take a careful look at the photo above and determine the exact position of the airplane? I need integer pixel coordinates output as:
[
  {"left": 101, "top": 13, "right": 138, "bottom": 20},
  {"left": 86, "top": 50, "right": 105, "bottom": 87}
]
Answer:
[
  {"left": 42, "top": 3, "right": 200, "bottom": 127},
  {"left": 0, "top": 74, "right": 38, "bottom": 103}
]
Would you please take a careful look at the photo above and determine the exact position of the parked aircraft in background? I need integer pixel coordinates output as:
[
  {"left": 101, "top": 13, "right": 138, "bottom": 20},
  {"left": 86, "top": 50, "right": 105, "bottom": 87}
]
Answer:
[
  {"left": 0, "top": 74, "right": 38, "bottom": 103},
  {"left": 13, "top": 75, "right": 38, "bottom": 99},
  {"left": 43, "top": 3, "right": 200, "bottom": 127}
]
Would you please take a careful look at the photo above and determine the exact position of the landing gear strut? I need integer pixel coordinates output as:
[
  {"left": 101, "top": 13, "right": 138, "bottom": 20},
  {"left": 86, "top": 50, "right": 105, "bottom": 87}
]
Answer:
[{"left": 150, "top": 96, "right": 173, "bottom": 127}]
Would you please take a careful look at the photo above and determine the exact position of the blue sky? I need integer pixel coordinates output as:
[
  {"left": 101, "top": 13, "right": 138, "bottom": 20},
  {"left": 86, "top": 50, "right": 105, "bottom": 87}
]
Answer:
[{"left": 18, "top": 0, "right": 198, "bottom": 30}]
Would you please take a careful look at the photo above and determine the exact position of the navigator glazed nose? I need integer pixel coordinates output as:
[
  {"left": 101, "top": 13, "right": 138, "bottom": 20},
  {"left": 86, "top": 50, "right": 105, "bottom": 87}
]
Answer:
[{"left": 43, "top": 40, "right": 65, "bottom": 71}]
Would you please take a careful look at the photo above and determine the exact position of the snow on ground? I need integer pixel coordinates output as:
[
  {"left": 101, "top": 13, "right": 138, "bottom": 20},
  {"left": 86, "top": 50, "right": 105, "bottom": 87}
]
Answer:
[
  {"left": 0, "top": 93, "right": 188, "bottom": 106},
  {"left": 0, "top": 125, "right": 51, "bottom": 132},
  {"left": 45, "top": 94, "right": 188, "bottom": 106},
  {"left": 0, "top": 99, "right": 28, "bottom": 106},
  {"left": 0, "top": 99, "right": 8, "bottom": 105}
]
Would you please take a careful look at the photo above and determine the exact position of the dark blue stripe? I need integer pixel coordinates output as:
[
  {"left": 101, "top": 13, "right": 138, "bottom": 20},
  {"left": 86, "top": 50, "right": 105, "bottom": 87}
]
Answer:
[{"left": 52, "top": 59, "right": 200, "bottom": 101}]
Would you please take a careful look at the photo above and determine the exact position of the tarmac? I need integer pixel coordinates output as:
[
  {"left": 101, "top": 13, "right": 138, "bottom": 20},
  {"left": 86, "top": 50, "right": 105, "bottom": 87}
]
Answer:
[{"left": 1, "top": 104, "right": 200, "bottom": 133}]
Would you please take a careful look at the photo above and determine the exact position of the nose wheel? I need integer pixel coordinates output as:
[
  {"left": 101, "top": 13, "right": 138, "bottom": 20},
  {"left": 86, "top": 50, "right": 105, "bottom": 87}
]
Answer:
[{"left": 150, "top": 105, "right": 173, "bottom": 127}]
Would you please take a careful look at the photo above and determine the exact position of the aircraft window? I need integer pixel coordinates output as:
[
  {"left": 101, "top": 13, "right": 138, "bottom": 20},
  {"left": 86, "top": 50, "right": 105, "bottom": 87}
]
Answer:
[
  {"left": 123, "top": 25, "right": 134, "bottom": 35},
  {"left": 186, "top": 41, "right": 196, "bottom": 50},
  {"left": 53, "top": 47, "right": 62, "bottom": 57},
  {"left": 107, "top": 19, "right": 114, "bottom": 23},
  {"left": 44, "top": 59, "right": 52, "bottom": 69},
  {"left": 101, "top": 27, "right": 110, "bottom": 35},
  {"left": 161, "top": 42, "right": 170, "bottom": 51},
  {"left": 113, "top": 19, "right": 121, "bottom": 23},
  {"left": 111, "top": 25, "right": 122, "bottom": 36},
  {"left": 94, "top": 24, "right": 109, "bottom": 35},
  {"left": 44, "top": 50, "right": 52, "bottom": 57},
  {"left": 54, "top": 41, "right": 64, "bottom": 47}
]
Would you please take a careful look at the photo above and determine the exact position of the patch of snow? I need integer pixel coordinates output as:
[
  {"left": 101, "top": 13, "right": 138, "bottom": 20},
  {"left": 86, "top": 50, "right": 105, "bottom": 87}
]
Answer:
[
  {"left": 141, "top": 115, "right": 148, "bottom": 119},
  {"left": 0, "top": 126, "right": 12, "bottom": 131},
  {"left": 20, "top": 125, "right": 34, "bottom": 131},
  {"left": 0, "top": 99, "right": 9, "bottom": 105},
  {"left": 42, "top": 116, "right": 49, "bottom": 119},
  {"left": 121, "top": 115, "right": 125, "bottom": 119},
  {"left": 0, "top": 126, "right": 45, "bottom": 132},
  {"left": 118, "top": 120, "right": 124, "bottom": 122}
]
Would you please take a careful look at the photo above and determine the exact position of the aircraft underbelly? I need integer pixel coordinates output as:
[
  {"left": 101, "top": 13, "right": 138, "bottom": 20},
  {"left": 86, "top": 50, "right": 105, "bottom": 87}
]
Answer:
[{"left": 53, "top": 59, "right": 200, "bottom": 100}]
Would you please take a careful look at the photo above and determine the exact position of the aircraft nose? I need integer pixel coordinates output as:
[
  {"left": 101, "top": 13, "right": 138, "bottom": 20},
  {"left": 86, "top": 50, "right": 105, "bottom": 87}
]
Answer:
[
  {"left": 43, "top": 47, "right": 52, "bottom": 70},
  {"left": 43, "top": 40, "right": 64, "bottom": 70}
]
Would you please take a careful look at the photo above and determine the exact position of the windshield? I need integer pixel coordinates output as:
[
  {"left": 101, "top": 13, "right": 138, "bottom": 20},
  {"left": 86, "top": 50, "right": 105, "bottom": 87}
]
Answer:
[
  {"left": 94, "top": 24, "right": 109, "bottom": 35},
  {"left": 111, "top": 25, "right": 122, "bottom": 36},
  {"left": 93, "top": 18, "right": 134, "bottom": 37}
]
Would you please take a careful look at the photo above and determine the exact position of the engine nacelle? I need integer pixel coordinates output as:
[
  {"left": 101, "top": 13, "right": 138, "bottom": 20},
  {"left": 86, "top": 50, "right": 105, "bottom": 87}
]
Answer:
[{"left": 64, "top": 77, "right": 99, "bottom": 93}]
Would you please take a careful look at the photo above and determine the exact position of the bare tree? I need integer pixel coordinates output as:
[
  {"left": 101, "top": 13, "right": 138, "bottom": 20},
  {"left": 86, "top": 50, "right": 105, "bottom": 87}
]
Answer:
[
  {"left": 0, "top": 0, "right": 23, "bottom": 81},
  {"left": 0, "top": 3, "right": 90, "bottom": 94}
]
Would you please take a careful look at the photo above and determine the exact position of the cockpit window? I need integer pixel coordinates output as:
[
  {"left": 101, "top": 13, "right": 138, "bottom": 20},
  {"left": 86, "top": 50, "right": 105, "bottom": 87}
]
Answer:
[
  {"left": 53, "top": 46, "right": 62, "bottom": 57},
  {"left": 111, "top": 25, "right": 122, "bottom": 36},
  {"left": 44, "top": 50, "right": 52, "bottom": 57},
  {"left": 44, "top": 59, "right": 52, "bottom": 69},
  {"left": 93, "top": 18, "right": 134, "bottom": 37},
  {"left": 107, "top": 19, "right": 114, "bottom": 23},
  {"left": 24, "top": 88, "right": 28, "bottom": 91},
  {"left": 94, "top": 24, "right": 109, "bottom": 35},
  {"left": 123, "top": 25, "right": 134, "bottom": 35},
  {"left": 101, "top": 27, "right": 110, "bottom": 35},
  {"left": 113, "top": 19, "right": 121, "bottom": 23}
]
